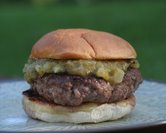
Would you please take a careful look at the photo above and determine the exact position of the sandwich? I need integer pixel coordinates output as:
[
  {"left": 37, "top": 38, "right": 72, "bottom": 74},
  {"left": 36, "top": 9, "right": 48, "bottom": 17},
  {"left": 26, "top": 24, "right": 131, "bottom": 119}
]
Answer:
[{"left": 22, "top": 29, "right": 142, "bottom": 123}]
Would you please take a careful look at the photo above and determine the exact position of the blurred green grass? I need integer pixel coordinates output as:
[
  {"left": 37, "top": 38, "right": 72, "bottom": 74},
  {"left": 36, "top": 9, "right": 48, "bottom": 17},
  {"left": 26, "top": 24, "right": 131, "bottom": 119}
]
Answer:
[{"left": 0, "top": 1, "right": 166, "bottom": 81}]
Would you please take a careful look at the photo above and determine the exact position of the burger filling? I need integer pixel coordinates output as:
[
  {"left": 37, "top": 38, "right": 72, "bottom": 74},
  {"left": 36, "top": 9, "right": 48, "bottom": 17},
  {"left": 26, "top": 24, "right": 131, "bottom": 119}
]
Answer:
[
  {"left": 23, "top": 59, "right": 142, "bottom": 106},
  {"left": 30, "top": 68, "right": 142, "bottom": 106},
  {"left": 23, "top": 59, "right": 139, "bottom": 84}
]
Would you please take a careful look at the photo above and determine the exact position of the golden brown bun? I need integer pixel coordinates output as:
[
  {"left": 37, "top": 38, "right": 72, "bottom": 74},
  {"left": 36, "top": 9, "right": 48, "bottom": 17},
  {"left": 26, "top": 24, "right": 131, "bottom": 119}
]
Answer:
[
  {"left": 30, "top": 29, "right": 136, "bottom": 60},
  {"left": 22, "top": 90, "right": 135, "bottom": 123}
]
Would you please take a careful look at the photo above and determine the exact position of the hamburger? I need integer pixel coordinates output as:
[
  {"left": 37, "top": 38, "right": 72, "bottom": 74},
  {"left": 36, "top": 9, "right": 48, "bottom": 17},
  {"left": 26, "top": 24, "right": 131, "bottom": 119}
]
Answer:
[{"left": 22, "top": 29, "right": 142, "bottom": 123}]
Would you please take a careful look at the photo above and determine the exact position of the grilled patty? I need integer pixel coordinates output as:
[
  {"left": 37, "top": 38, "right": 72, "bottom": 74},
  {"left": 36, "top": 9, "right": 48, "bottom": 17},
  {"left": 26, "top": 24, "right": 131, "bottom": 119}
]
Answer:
[{"left": 30, "top": 68, "right": 142, "bottom": 106}]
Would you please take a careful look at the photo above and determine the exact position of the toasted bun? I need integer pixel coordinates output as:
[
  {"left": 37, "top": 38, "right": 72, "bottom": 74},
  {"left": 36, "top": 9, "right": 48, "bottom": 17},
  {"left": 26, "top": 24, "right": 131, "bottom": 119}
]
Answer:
[
  {"left": 30, "top": 29, "right": 136, "bottom": 60},
  {"left": 22, "top": 93, "right": 135, "bottom": 123}
]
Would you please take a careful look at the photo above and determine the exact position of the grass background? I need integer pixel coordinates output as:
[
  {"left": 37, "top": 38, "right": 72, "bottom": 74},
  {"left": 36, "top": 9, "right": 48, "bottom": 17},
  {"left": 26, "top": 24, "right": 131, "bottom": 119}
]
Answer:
[{"left": 0, "top": 1, "right": 166, "bottom": 81}]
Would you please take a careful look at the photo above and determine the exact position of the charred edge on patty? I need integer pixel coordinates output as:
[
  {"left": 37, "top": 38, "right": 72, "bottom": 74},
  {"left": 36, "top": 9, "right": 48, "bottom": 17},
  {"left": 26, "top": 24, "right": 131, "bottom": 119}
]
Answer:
[{"left": 23, "top": 67, "right": 142, "bottom": 106}]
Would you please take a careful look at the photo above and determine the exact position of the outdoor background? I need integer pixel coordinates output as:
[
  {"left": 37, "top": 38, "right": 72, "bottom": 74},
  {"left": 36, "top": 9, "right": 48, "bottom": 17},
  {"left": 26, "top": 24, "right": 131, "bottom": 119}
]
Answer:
[{"left": 0, "top": 0, "right": 166, "bottom": 81}]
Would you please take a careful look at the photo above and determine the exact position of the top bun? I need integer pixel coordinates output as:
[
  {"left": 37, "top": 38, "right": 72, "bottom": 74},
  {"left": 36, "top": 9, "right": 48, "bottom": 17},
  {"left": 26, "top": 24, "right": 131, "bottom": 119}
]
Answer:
[{"left": 30, "top": 29, "right": 136, "bottom": 60}]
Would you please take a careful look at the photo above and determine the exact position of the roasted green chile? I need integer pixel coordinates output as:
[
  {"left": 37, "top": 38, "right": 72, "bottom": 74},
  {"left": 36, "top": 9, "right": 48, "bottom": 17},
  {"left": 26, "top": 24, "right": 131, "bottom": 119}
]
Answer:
[{"left": 23, "top": 59, "right": 139, "bottom": 84}]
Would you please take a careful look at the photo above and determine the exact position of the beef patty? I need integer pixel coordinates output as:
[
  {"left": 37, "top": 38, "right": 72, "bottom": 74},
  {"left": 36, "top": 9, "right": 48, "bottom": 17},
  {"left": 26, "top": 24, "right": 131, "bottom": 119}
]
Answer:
[{"left": 31, "top": 68, "right": 142, "bottom": 106}]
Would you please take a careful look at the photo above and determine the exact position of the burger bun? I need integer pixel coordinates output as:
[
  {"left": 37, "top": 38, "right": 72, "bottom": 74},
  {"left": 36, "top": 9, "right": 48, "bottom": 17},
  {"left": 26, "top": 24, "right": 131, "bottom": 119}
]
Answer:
[{"left": 23, "top": 93, "right": 135, "bottom": 124}]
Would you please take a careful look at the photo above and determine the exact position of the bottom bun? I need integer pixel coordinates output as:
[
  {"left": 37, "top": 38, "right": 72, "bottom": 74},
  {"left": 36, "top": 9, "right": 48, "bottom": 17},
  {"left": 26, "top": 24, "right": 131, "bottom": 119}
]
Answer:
[{"left": 22, "top": 92, "right": 135, "bottom": 123}]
